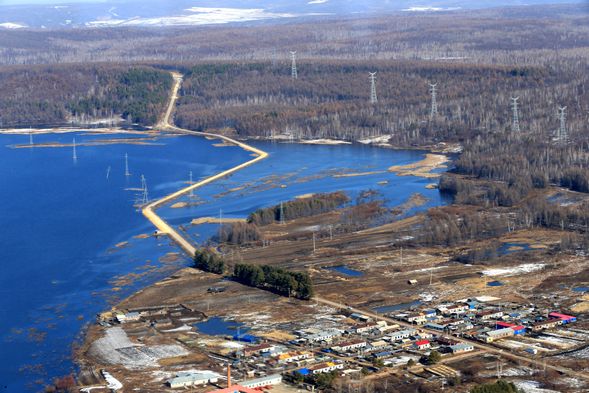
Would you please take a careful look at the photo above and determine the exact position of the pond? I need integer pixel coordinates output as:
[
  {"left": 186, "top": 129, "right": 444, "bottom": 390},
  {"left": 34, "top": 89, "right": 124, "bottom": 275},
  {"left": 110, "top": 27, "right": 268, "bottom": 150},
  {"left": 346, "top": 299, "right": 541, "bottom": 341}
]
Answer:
[{"left": 325, "top": 265, "right": 364, "bottom": 277}]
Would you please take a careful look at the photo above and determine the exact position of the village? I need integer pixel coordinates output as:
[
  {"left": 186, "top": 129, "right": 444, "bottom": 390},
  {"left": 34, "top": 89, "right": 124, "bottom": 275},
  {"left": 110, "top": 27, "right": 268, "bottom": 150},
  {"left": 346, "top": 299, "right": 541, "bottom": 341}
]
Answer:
[{"left": 79, "top": 270, "right": 588, "bottom": 393}]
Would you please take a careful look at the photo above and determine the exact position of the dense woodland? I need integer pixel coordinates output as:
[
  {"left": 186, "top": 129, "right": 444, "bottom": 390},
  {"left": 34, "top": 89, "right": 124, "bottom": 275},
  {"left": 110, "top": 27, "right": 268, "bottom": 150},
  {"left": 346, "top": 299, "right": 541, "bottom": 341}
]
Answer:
[
  {"left": 233, "top": 263, "right": 314, "bottom": 300},
  {"left": 0, "top": 65, "right": 171, "bottom": 127}
]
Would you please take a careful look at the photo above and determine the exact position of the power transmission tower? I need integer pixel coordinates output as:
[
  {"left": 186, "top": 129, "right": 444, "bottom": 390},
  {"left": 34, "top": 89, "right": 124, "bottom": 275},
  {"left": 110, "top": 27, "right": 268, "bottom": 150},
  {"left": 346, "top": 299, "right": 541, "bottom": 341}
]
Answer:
[
  {"left": 429, "top": 83, "right": 438, "bottom": 119},
  {"left": 558, "top": 106, "right": 568, "bottom": 143},
  {"left": 72, "top": 138, "right": 77, "bottom": 162},
  {"left": 511, "top": 97, "right": 520, "bottom": 133},
  {"left": 290, "top": 51, "right": 298, "bottom": 79},
  {"left": 369, "top": 72, "right": 378, "bottom": 104},
  {"left": 140, "top": 175, "right": 149, "bottom": 205},
  {"left": 124, "top": 153, "right": 131, "bottom": 177},
  {"left": 189, "top": 170, "right": 194, "bottom": 198}
]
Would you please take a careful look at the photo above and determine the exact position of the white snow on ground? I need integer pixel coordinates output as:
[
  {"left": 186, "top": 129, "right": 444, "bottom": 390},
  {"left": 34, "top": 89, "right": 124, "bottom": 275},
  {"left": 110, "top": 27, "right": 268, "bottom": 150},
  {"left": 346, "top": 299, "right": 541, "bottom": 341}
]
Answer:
[
  {"left": 535, "top": 334, "right": 579, "bottom": 347},
  {"left": 482, "top": 263, "right": 545, "bottom": 277},
  {"left": 513, "top": 380, "right": 559, "bottom": 393},
  {"left": 300, "top": 139, "right": 352, "bottom": 145},
  {"left": 86, "top": 7, "right": 296, "bottom": 27},
  {"left": 90, "top": 327, "right": 189, "bottom": 369},
  {"left": 403, "top": 7, "right": 461, "bottom": 12},
  {"left": 411, "top": 266, "right": 447, "bottom": 274},
  {"left": 102, "top": 370, "right": 123, "bottom": 391},
  {"left": 161, "top": 324, "right": 193, "bottom": 333},
  {"left": 358, "top": 135, "right": 390, "bottom": 144},
  {"left": 222, "top": 341, "right": 245, "bottom": 349},
  {"left": 0, "top": 22, "right": 27, "bottom": 29}
]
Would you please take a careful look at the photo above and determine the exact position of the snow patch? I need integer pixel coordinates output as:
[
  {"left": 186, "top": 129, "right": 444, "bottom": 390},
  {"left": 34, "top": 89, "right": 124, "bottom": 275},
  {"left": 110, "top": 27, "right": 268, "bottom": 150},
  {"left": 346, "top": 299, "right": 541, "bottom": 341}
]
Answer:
[
  {"left": 513, "top": 380, "right": 559, "bottom": 393},
  {"left": 86, "top": 7, "right": 296, "bottom": 28},
  {"left": 482, "top": 263, "right": 545, "bottom": 277},
  {"left": 0, "top": 22, "right": 27, "bottom": 29}
]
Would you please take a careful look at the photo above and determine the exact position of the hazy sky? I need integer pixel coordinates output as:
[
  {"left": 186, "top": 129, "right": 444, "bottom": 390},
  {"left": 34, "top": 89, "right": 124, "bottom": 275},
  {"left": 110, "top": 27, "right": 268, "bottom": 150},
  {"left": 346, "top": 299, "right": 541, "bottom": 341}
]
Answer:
[{"left": 1, "top": 0, "right": 109, "bottom": 4}]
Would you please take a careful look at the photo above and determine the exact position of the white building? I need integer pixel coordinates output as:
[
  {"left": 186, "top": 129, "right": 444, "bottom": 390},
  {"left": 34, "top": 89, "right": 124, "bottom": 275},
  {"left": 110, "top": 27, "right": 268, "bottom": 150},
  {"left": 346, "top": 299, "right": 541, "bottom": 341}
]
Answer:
[
  {"left": 167, "top": 372, "right": 219, "bottom": 389},
  {"left": 241, "top": 374, "right": 282, "bottom": 388},
  {"left": 388, "top": 329, "right": 416, "bottom": 341}
]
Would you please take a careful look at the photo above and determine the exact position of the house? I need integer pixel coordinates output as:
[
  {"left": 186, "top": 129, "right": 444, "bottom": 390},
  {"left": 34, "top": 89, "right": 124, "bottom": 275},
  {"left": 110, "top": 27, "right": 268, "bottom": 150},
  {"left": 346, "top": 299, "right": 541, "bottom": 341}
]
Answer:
[
  {"left": 445, "top": 303, "right": 469, "bottom": 315},
  {"left": 531, "top": 319, "right": 561, "bottom": 331},
  {"left": 243, "top": 343, "right": 275, "bottom": 357},
  {"left": 115, "top": 311, "right": 140, "bottom": 323},
  {"left": 350, "top": 313, "right": 372, "bottom": 322},
  {"left": 450, "top": 343, "right": 474, "bottom": 354},
  {"left": 373, "top": 351, "right": 393, "bottom": 359},
  {"left": 549, "top": 312, "right": 577, "bottom": 324},
  {"left": 405, "top": 313, "right": 428, "bottom": 325},
  {"left": 389, "top": 329, "right": 416, "bottom": 341},
  {"left": 277, "top": 351, "right": 312, "bottom": 364},
  {"left": 240, "top": 374, "right": 282, "bottom": 389},
  {"left": 305, "top": 328, "right": 343, "bottom": 343},
  {"left": 167, "top": 372, "right": 219, "bottom": 388},
  {"left": 482, "top": 328, "right": 514, "bottom": 343},
  {"left": 309, "top": 361, "right": 344, "bottom": 374},
  {"left": 477, "top": 310, "right": 504, "bottom": 321},
  {"left": 424, "top": 323, "right": 445, "bottom": 331},
  {"left": 331, "top": 339, "right": 367, "bottom": 353},
  {"left": 354, "top": 322, "right": 380, "bottom": 334},
  {"left": 209, "top": 386, "right": 259, "bottom": 393},
  {"left": 414, "top": 339, "right": 431, "bottom": 350},
  {"left": 368, "top": 340, "right": 389, "bottom": 351},
  {"left": 495, "top": 321, "right": 525, "bottom": 335}
]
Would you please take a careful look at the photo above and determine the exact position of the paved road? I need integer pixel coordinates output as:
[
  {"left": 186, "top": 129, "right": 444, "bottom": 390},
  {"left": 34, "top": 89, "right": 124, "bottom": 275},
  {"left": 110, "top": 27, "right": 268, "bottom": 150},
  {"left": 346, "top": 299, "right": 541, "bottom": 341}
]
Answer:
[{"left": 141, "top": 72, "right": 269, "bottom": 256}]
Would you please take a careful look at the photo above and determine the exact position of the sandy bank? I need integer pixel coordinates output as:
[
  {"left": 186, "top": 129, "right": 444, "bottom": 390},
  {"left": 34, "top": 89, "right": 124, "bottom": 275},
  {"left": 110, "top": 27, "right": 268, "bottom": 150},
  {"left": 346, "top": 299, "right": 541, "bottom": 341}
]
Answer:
[{"left": 388, "top": 153, "right": 448, "bottom": 178}]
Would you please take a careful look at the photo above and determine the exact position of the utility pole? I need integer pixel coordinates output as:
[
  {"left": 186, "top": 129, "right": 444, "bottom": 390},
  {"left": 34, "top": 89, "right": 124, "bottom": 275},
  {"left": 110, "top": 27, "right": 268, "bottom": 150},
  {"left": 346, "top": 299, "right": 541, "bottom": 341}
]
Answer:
[
  {"left": 280, "top": 202, "right": 285, "bottom": 225},
  {"left": 124, "top": 153, "right": 131, "bottom": 177},
  {"left": 511, "top": 97, "right": 520, "bottom": 133},
  {"left": 29, "top": 131, "right": 33, "bottom": 146},
  {"left": 328, "top": 224, "right": 333, "bottom": 240},
  {"left": 369, "top": 72, "right": 378, "bottom": 104},
  {"left": 558, "top": 106, "right": 568, "bottom": 143},
  {"left": 290, "top": 51, "right": 298, "bottom": 80},
  {"left": 312, "top": 231, "right": 316, "bottom": 254},
  {"left": 430, "top": 83, "right": 438, "bottom": 119}
]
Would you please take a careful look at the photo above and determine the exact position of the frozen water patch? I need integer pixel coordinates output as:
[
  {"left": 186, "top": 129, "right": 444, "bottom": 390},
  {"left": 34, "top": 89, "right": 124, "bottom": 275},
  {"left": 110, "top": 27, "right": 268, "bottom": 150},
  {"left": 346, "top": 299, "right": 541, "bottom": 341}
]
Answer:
[{"left": 482, "top": 263, "right": 545, "bottom": 277}]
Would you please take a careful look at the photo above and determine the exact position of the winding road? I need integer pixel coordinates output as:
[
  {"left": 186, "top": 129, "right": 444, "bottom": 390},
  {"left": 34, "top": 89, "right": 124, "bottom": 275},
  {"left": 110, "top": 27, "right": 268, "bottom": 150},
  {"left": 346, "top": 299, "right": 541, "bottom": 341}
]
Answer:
[{"left": 144, "top": 71, "right": 589, "bottom": 383}]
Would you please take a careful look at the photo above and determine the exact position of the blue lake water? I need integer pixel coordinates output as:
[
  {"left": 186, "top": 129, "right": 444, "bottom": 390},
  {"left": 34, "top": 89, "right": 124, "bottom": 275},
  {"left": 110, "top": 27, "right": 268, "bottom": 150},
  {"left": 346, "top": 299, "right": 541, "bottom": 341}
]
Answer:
[
  {"left": 572, "top": 286, "right": 589, "bottom": 292},
  {"left": 325, "top": 265, "right": 364, "bottom": 277},
  {"left": 498, "top": 242, "right": 532, "bottom": 255},
  {"left": 194, "top": 316, "right": 247, "bottom": 336},
  {"left": 0, "top": 133, "right": 448, "bottom": 392}
]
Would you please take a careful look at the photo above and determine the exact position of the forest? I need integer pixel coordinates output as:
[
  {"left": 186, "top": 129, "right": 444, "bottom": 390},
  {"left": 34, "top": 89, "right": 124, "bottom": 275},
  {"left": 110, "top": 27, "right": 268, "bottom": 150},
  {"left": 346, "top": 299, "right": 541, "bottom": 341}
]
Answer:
[
  {"left": 0, "top": 64, "right": 172, "bottom": 127},
  {"left": 233, "top": 263, "right": 314, "bottom": 300}
]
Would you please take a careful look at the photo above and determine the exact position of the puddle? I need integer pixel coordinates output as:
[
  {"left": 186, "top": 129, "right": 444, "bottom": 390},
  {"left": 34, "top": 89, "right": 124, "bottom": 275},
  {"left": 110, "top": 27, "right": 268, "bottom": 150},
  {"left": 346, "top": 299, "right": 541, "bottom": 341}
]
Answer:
[
  {"left": 325, "top": 265, "right": 364, "bottom": 277},
  {"left": 194, "top": 317, "right": 247, "bottom": 336},
  {"left": 373, "top": 300, "right": 422, "bottom": 314}
]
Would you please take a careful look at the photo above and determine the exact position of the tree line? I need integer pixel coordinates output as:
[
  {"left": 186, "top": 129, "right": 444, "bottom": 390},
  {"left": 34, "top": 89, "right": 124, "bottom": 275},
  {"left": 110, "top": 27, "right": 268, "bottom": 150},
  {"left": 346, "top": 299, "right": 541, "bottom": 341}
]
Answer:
[
  {"left": 247, "top": 191, "right": 349, "bottom": 226},
  {"left": 233, "top": 263, "right": 314, "bottom": 300}
]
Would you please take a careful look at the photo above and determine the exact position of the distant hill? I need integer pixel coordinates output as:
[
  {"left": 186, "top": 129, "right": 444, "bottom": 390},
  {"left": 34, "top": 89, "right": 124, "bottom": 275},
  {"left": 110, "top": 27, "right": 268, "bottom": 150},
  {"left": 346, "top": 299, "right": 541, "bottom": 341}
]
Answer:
[{"left": 0, "top": 0, "right": 585, "bottom": 29}]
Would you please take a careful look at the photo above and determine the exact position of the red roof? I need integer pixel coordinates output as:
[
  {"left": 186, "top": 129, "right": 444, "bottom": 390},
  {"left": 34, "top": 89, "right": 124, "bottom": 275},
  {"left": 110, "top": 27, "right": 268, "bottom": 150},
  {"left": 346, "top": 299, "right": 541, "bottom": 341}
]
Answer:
[
  {"left": 511, "top": 325, "right": 525, "bottom": 331},
  {"left": 415, "top": 339, "right": 430, "bottom": 346},
  {"left": 549, "top": 312, "right": 575, "bottom": 320},
  {"left": 496, "top": 321, "right": 515, "bottom": 328}
]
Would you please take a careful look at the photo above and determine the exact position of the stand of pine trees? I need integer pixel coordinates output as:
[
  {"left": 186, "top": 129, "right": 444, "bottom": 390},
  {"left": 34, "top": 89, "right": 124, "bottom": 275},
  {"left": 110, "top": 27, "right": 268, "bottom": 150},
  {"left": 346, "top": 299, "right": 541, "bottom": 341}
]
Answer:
[{"left": 233, "top": 263, "right": 314, "bottom": 300}]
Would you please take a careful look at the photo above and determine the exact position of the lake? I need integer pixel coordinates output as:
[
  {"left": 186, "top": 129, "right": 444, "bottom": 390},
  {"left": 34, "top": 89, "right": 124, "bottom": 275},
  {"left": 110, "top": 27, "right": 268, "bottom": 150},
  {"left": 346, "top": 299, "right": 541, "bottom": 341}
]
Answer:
[{"left": 0, "top": 132, "right": 448, "bottom": 392}]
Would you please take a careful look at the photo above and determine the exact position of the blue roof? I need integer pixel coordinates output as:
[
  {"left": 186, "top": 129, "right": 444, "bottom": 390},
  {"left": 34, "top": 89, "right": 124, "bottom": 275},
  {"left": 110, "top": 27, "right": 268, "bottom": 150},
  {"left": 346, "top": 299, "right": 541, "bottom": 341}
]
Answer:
[
  {"left": 233, "top": 333, "right": 259, "bottom": 343},
  {"left": 297, "top": 368, "right": 310, "bottom": 376}
]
